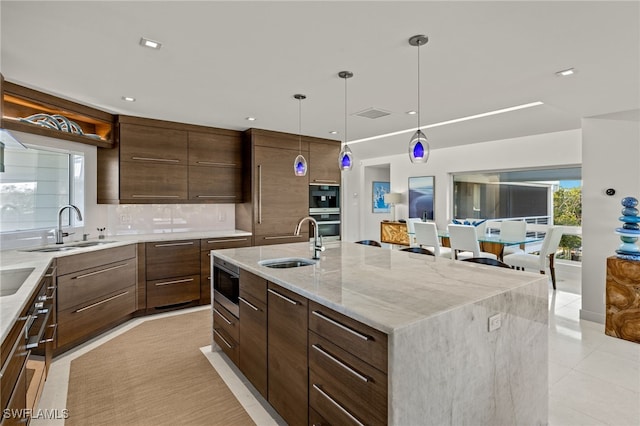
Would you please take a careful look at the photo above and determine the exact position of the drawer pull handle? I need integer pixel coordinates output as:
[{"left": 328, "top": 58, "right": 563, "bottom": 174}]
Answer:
[
  {"left": 312, "top": 311, "right": 371, "bottom": 341},
  {"left": 196, "top": 195, "right": 237, "bottom": 198},
  {"left": 75, "top": 291, "right": 129, "bottom": 313},
  {"left": 313, "top": 179, "right": 338, "bottom": 183},
  {"left": 196, "top": 161, "right": 237, "bottom": 167},
  {"left": 312, "top": 384, "right": 364, "bottom": 426},
  {"left": 268, "top": 288, "right": 298, "bottom": 305},
  {"left": 206, "top": 238, "right": 248, "bottom": 244},
  {"left": 238, "top": 296, "right": 259, "bottom": 311},
  {"left": 73, "top": 263, "right": 128, "bottom": 279},
  {"left": 312, "top": 344, "right": 370, "bottom": 383},
  {"left": 213, "top": 308, "right": 233, "bottom": 325},
  {"left": 44, "top": 266, "right": 57, "bottom": 277},
  {"left": 41, "top": 323, "right": 58, "bottom": 344},
  {"left": 213, "top": 328, "right": 233, "bottom": 349},
  {"left": 154, "top": 242, "right": 194, "bottom": 247},
  {"left": 264, "top": 235, "right": 305, "bottom": 240},
  {"left": 131, "top": 195, "right": 181, "bottom": 198},
  {"left": 155, "top": 278, "right": 194, "bottom": 286},
  {"left": 131, "top": 156, "right": 180, "bottom": 163}
]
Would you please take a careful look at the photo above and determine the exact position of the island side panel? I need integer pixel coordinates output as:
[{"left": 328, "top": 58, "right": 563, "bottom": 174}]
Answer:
[{"left": 388, "top": 276, "right": 548, "bottom": 425}]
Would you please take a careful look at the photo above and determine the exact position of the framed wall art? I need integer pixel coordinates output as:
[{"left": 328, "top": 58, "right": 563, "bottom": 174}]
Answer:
[
  {"left": 372, "top": 181, "right": 391, "bottom": 213},
  {"left": 408, "top": 176, "right": 435, "bottom": 220}
]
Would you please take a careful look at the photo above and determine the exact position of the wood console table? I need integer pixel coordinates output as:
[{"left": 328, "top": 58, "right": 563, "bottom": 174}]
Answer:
[
  {"left": 380, "top": 221, "right": 410, "bottom": 246},
  {"left": 605, "top": 256, "right": 640, "bottom": 343}
]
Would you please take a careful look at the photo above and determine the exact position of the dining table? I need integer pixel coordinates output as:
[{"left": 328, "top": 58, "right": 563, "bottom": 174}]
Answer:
[{"left": 438, "top": 231, "right": 543, "bottom": 260}]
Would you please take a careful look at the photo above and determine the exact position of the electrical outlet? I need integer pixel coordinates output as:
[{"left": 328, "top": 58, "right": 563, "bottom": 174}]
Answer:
[
  {"left": 218, "top": 211, "right": 226, "bottom": 222},
  {"left": 120, "top": 214, "right": 131, "bottom": 224},
  {"left": 488, "top": 313, "right": 502, "bottom": 332}
]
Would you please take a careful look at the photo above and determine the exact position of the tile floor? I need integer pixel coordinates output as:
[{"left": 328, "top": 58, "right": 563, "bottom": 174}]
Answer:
[{"left": 33, "top": 270, "right": 639, "bottom": 426}]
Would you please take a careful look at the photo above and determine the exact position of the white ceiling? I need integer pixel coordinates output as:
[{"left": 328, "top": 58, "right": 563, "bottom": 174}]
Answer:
[{"left": 1, "top": 1, "right": 639, "bottom": 160}]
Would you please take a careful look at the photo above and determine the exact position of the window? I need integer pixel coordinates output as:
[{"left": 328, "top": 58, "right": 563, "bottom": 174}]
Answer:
[{"left": 0, "top": 146, "right": 84, "bottom": 233}]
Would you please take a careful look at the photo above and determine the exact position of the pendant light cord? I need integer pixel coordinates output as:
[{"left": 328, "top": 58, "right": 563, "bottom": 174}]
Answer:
[
  {"left": 298, "top": 97, "right": 302, "bottom": 154},
  {"left": 417, "top": 39, "right": 421, "bottom": 131},
  {"left": 344, "top": 75, "right": 348, "bottom": 146}
]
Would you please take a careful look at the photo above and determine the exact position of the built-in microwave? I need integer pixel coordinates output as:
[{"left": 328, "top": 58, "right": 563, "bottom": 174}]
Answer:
[
  {"left": 212, "top": 257, "right": 239, "bottom": 317},
  {"left": 309, "top": 184, "right": 340, "bottom": 212}
]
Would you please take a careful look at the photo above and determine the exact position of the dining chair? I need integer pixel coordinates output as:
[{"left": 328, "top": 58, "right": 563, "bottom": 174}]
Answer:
[
  {"left": 406, "top": 218, "right": 422, "bottom": 246},
  {"left": 500, "top": 220, "right": 527, "bottom": 256},
  {"left": 447, "top": 224, "right": 497, "bottom": 260},
  {"left": 414, "top": 222, "right": 452, "bottom": 258},
  {"left": 466, "top": 218, "right": 488, "bottom": 238},
  {"left": 400, "top": 247, "right": 434, "bottom": 256},
  {"left": 355, "top": 240, "right": 382, "bottom": 247},
  {"left": 503, "top": 226, "right": 564, "bottom": 289},
  {"left": 462, "top": 257, "right": 512, "bottom": 269}
]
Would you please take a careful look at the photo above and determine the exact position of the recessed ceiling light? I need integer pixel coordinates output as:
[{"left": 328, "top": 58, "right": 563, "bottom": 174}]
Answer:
[
  {"left": 245, "top": 117, "right": 256, "bottom": 121},
  {"left": 121, "top": 96, "right": 136, "bottom": 102},
  {"left": 329, "top": 131, "right": 339, "bottom": 135},
  {"left": 139, "top": 37, "right": 162, "bottom": 49},
  {"left": 555, "top": 68, "right": 575, "bottom": 77},
  {"left": 406, "top": 110, "right": 417, "bottom": 115}
]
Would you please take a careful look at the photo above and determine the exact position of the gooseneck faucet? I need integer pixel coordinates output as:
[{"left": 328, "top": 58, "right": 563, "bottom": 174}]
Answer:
[
  {"left": 294, "top": 216, "right": 325, "bottom": 260},
  {"left": 56, "top": 204, "right": 83, "bottom": 244}
]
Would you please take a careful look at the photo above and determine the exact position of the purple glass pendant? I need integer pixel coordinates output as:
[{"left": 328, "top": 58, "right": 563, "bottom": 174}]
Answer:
[
  {"left": 409, "top": 130, "right": 429, "bottom": 163},
  {"left": 294, "top": 154, "right": 307, "bottom": 177},
  {"left": 339, "top": 145, "right": 353, "bottom": 171}
]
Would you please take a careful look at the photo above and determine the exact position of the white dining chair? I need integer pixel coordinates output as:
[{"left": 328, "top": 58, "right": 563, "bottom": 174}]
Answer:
[
  {"left": 414, "top": 222, "right": 452, "bottom": 258},
  {"left": 406, "top": 218, "right": 422, "bottom": 247},
  {"left": 447, "top": 224, "right": 497, "bottom": 260},
  {"left": 465, "top": 218, "right": 488, "bottom": 238},
  {"left": 503, "top": 226, "right": 564, "bottom": 290},
  {"left": 500, "top": 220, "right": 527, "bottom": 256}
]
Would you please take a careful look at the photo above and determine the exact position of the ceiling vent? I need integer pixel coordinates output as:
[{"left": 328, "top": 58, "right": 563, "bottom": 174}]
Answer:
[{"left": 353, "top": 108, "right": 391, "bottom": 119}]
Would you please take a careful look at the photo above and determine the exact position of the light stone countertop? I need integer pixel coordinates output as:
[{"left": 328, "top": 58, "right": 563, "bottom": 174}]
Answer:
[
  {"left": 0, "top": 229, "right": 251, "bottom": 342},
  {"left": 211, "top": 241, "right": 546, "bottom": 333}
]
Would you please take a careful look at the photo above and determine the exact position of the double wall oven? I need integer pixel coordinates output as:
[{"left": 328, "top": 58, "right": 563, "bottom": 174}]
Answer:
[{"left": 309, "top": 184, "right": 341, "bottom": 241}]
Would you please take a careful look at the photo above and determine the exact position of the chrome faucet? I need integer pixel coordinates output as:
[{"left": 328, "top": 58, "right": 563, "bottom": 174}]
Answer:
[
  {"left": 294, "top": 216, "right": 325, "bottom": 260},
  {"left": 56, "top": 204, "right": 83, "bottom": 244}
]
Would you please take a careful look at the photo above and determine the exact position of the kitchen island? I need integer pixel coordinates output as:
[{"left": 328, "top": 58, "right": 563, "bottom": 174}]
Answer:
[{"left": 211, "top": 241, "right": 548, "bottom": 425}]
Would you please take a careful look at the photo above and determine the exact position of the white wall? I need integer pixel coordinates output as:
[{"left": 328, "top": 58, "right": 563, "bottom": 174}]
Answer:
[
  {"left": 581, "top": 117, "right": 640, "bottom": 323},
  {"left": 343, "top": 129, "right": 582, "bottom": 242}
]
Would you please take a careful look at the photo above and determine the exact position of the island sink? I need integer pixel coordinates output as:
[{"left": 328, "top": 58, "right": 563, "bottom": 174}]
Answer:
[
  {"left": 258, "top": 257, "right": 317, "bottom": 269},
  {"left": 0, "top": 267, "right": 35, "bottom": 296}
]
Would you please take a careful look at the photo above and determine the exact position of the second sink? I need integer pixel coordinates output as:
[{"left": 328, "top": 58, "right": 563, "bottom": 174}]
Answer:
[{"left": 259, "top": 258, "right": 317, "bottom": 269}]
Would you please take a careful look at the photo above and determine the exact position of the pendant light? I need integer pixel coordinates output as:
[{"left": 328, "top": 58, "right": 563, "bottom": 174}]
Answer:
[
  {"left": 293, "top": 94, "right": 308, "bottom": 177},
  {"left": 338, "top": 71, "right": 354, "bottom": 171},
  {"left": 408, "top": 34, "right": 430, "bottom": 164}
]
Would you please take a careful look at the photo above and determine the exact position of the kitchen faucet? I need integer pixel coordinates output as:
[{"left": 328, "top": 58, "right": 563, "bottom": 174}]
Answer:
[
  {"left": 56, "top": 204, "right": 83, "bottom": 244},
  {"left": 294, "top": 216, "right": 325, "bottom": 260}
]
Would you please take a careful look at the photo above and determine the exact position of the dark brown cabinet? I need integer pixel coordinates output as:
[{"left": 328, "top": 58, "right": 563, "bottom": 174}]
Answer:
[
  {"left": 238, "top": 270, "right": 268, "bottom": 398},
  {"left": 213, "top": 301, "right": 239, "bottom": 366},
  {"left": 309, "top": 141, "right": 341, "bottom": 185},
  {"left": 145, "top": 239, "right": 201, "bottom": 310},
  {"left": 267, "top": 282, "right": 308, "bottom": 426},
  {"left": 57, "top": 245, "right": 137, "bottom": 351},
  {"left": 98, "top": 116, "right": 244, "bottom": 204}
]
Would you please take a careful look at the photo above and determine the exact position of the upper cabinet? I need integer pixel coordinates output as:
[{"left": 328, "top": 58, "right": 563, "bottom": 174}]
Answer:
[
  {"left": 97, "top": 115, "right": 243, "bottom": 204},
  {"left": 309, "top": 141, "right": 341, "bottom": 185},
  {"left": 1, "top": 77, "right": 115, "bottom": 148}
]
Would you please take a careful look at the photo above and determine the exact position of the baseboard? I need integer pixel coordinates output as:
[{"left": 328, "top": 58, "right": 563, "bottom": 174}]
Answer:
[{"left": 580, "top": 309, "right": 605, "bottom": 324}]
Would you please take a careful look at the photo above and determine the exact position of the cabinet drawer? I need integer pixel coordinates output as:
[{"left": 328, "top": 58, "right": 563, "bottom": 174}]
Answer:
[
  {"left": 239, "top": 269, "right": 267, "bottom": 305},
  {"left": 57, "top": 260, "right": 136, "bottom": 311},
  {"left": 0, "top": 320, "right": 28, "bottom": 411},
  {"left": 213, "top": 327, "right": 238, "bottom": 366},
  {"left": 146, "top": 274, "right": 200, "bottom": 308},
  {"left": 120, "top": 163, "right": 188, "bottom": 201},
  {"left": 200, "top": 236, "right": 251, "bottom": 252},
  {"left": 2, "top": 358, "right": 27, "bottom": 425},
  {"left": 188, "top": 166, "right": 242, "bottom": 202},
  {"left": 119, "top": 123, "right": 187, "bottom": 164},
  {"left": 145, "top": 239, "right": 200, "bottom": 280},
  {"left": 309, "top": 301, "right": 388, "bottom": 373},
  {"left": 309, "top": 332, "right": 387, "bottom": 424},
  {"left": 213, "top": 301, "right": 239, "bottom": 343},
  {"left": 309, "top": 407, "right": 330, "bottom": 426},
  {"left": 57, "top": 244, "right": 135, "bottom": 276},
  {"left": 253, "top": 233, "right": 308, "bottom": 246},
  {"left": 57, "top": 286, "right": 136, "bottom": 348}
]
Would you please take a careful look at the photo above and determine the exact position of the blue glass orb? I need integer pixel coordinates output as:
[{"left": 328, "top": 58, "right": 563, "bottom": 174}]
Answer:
[
  {"left": 621, "top": 197, "right": 639, "bottom": 208},
  {"left": 622, "top": 207, "right": 639, "bottom": 216},
  {"left": 623, "top": 223, "right": 640, "bottom": 230},
  {"left": 408, "top": 130, "right": 429, "bottom": 164},
  {"left": 338, "top": 145, "right": 353, "bottom": 171},
  {"left": 294, "top": 154, "right": 307, "bottom": 177}
]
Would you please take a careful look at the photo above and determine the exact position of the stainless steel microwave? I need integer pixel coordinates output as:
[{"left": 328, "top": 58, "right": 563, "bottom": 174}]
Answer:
[{"left": 309, "top": 184, "right": 340, "bottom": 212}]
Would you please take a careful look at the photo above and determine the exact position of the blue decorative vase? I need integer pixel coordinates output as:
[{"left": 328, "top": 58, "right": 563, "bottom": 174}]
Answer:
[{"left": 615, "top": 196, "right": 640, "bottom": 261}]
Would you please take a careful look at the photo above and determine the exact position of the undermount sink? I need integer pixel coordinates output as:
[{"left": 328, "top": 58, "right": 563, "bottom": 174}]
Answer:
[
  {"left": 0, "top": 267, "right": 35, "bottom": 296},
  {"left": 26, "top": 246, "right": 79, "bottom": 252},
  {"left": 258, "top": 257, "right": 317, "bottom": 269},
  {"left": 70, "top": 240, "right": 117, "bottom": 248},
  {"left": 25, "top": 240, "right": 117, "bottom": 252}
]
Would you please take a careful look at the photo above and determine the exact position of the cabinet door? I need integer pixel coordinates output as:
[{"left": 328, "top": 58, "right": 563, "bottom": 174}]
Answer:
[
  {"left": 239, "top": 270, "right": 267, "bottom": 397},
  {"left": 254, "top": 145, "right": 309, "bottom": 240},
  {"left": 120, "top": 162, "right": 188, "bottom": 201},
  {"left": 119, "top": 123, "right": 187, "bottom": 164},
  {"left": 188, "top": 131, "right": 242, "bottom": 167},
  {"left": 267, "top": 283, "right": 308, "bottom": 426},
  {"left": 309, "top": 141, "right": 341, "bottom": 185},
  {"left": 188, "top": 166, "right": 242, "bottom": 202}
]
